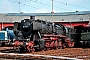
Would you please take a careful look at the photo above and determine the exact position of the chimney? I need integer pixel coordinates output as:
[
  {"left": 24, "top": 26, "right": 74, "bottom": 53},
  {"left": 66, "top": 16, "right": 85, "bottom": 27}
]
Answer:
[{"left": 30, "top": 16, "right": 35, "bottom": 20}]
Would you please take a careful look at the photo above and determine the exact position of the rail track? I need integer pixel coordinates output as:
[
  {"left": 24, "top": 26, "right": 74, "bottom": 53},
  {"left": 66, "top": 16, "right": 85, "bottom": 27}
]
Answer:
[{"left": 0, "top": 47, "right": 90, "bottom": 60}]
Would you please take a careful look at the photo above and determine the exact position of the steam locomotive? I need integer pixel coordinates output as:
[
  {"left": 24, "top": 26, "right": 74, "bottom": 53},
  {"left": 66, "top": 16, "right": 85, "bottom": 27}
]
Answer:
[{"left": 11, "top": 18, "right": 74, "bottom": 52}]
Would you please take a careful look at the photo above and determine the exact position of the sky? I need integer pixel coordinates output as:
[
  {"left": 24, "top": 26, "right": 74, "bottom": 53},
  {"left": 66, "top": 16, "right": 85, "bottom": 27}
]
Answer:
[{"left": 0, "top": 0, "right": 90, "bottom": 13}]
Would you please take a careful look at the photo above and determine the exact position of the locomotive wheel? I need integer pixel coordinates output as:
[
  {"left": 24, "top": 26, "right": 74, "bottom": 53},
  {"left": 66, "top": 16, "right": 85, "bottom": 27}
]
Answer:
[
  {"left": 1, "top": 42, "right": 5, "bottom": 47},
  {"left": 56, "top": 38, "right": 62, "bottom": 49},
  {"left": 62, "top": 44, "right": 66, "bottom": 49},
  {"left": 16, "top": 46, "right": 26, "bottom": 53},
  {"left": 39, "top": 39, "right": 45, "bottom": 50},
  {"left": 54, "top": 40, "right": 58, "bottom": 49},
  {"left": 34, "top": 39, "right": 45, "bottom": 51},
  {"left": 58, "top": 41, "right": 62, "bottom": 49},
  {"left": 27, "top": 46, "right": 35, "bottom": 52}
]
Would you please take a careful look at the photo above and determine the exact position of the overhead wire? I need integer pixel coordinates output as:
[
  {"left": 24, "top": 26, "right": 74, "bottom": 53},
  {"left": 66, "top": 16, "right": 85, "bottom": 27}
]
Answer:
[
  {"left": 8, "top": 0, "right": 89, "bottom": 12},
  {"left": 8, "top": 0, "right": 49, "bottom": 12},
  {"left": 26, "top": 0, "right": 89, "bottom": 11},
  {"left": 52, "top": 0, "right": 89, "bottom": 10},
  {"left": 26, "top": 0, "right": 72, "bottom": 11}
]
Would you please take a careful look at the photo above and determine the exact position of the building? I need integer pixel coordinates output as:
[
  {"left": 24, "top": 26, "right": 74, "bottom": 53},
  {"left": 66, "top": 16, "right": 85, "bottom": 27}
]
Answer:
[{"left": 0, "top": 11, "right": 90, "bottom": 30}]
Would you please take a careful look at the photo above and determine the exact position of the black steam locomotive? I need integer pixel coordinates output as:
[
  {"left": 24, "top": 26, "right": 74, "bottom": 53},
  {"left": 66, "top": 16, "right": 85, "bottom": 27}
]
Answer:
[
  {"left": 12, "top": 18, "right": 74, "bottom": 52},
  {"left": 14, "top": 19, "right": 66, "bottom": 40}
]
